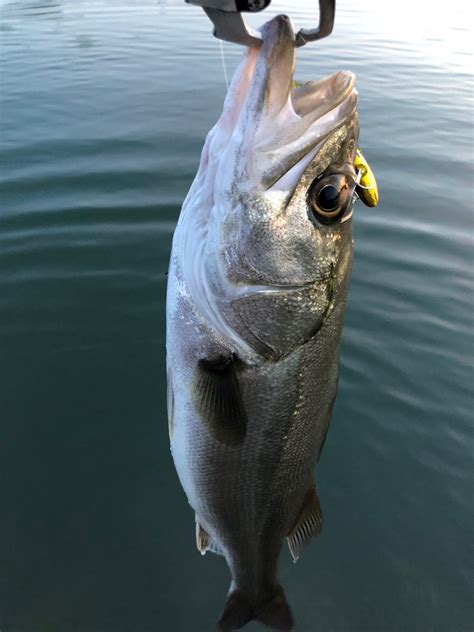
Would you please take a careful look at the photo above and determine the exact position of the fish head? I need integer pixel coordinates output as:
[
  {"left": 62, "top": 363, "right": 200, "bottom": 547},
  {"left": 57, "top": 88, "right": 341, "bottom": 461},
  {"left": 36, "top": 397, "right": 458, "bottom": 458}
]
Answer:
[{"left": 178, "top": 15, "right": 359, "bottom": 359}]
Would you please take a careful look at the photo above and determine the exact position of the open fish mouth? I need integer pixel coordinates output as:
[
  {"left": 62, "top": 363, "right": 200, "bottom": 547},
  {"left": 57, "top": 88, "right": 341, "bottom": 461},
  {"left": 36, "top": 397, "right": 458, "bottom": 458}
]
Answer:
[
  {"left": 215, "top": 13, "right": 358, "bottom": 192},
  {"left": 257, "top": 13, "right": 356, "bottom": 125}
]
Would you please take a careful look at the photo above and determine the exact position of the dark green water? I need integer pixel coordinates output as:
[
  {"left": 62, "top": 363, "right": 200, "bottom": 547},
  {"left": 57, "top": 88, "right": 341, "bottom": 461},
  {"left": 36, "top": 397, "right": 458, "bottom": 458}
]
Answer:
[{"left": 1, "top": 1, "right": 472, "bottom": 631}]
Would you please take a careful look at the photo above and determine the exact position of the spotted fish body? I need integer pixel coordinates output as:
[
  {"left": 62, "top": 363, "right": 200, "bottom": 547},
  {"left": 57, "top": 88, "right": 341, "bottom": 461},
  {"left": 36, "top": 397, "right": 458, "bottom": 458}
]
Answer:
[{"left": 167, "top": 15, "right": 359, "bottom": 631}]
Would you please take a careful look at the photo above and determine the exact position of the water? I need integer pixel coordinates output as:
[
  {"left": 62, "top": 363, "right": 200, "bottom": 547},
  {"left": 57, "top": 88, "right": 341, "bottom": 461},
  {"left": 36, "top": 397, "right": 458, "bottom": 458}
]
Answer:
[{"left": 0, "top": 1, "right": 472, "bottom": 630}]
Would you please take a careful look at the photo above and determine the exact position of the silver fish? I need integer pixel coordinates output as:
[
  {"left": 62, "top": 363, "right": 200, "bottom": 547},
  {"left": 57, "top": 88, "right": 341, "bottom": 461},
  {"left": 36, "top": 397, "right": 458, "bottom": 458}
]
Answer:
[{"left": 166, "top": 14, "right": 359, "bottom": 632}]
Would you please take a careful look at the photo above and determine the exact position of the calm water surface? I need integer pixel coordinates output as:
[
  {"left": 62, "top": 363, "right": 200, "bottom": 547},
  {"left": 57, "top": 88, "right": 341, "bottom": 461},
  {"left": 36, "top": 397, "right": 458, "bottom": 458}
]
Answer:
[{"left": 0, "top": 1, "right": 473, "bottom": 631}]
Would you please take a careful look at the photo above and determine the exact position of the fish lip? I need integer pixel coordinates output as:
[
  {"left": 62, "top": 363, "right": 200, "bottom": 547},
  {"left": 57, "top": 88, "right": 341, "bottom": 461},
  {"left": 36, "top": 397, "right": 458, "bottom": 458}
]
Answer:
[
  {"left": 290, "top": 70, "right": 357, "bottom": 121},
  {"left": 261, "top": 13, "right": 296, "bottom": 43}
]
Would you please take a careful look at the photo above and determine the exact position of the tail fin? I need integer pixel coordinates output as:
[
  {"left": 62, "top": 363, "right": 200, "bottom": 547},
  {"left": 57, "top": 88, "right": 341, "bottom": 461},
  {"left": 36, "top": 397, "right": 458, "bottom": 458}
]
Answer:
[
  {"left": 257, "top": 585, "right": 294, "bottom": 630},
  {"left": 217, "top": 589, "right": 254, "bottom": 631},
  {"left": 217, "top": 584, "right": 293, "bottom": 631}
]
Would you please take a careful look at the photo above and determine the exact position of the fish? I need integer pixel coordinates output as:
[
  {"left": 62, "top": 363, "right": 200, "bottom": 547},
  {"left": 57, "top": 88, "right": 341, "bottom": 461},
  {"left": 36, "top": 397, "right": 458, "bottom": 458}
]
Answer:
[{"left": 166, "top": 14, "right": 360, "bottom": 632}]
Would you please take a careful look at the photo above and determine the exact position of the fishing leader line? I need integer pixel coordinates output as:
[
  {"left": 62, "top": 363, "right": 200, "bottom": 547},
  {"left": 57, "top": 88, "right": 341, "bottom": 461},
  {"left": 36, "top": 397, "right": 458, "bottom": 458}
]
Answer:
[{"left": 219, "top": 38, "right": 230, "bottom": 91}]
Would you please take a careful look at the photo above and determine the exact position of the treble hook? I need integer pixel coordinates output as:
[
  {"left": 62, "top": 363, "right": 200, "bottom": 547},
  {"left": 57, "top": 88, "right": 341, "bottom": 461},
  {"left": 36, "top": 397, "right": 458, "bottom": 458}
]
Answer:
[{"left": 185, "top": 0, "right": 336, "bottom": 48}]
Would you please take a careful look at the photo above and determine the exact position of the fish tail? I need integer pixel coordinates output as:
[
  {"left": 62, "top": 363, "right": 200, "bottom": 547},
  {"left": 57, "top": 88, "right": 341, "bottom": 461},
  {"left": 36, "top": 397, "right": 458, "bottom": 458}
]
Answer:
[
  {"left": 217, "top": 584, "right": 293, "bottom": 631},
  {"left": 217, "top": 588, "right": 253, "bottom": 631},
  {"left": 256, "top": 584, "right": 294, "bottom": 631}
]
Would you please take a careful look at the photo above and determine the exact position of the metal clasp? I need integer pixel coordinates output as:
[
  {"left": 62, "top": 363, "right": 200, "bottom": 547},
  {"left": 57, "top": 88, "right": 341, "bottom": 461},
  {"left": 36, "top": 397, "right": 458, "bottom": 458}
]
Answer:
[
  {"left": 189, "top": 0, "right": 336, "bottom": 49},
  {"left": 295, "top": 0, "right": 335, "bottom": 48}
]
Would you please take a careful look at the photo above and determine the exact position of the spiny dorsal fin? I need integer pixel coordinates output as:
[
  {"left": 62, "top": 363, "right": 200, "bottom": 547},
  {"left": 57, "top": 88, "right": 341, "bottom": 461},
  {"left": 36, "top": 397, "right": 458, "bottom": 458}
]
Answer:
[
  {"left": 287, "top": 485, "right": 323, "bottom": 562},
  {"left": 195, "top": 516, "right": 224, "bottom": 557},
  {"left": 194, "top": 354, "right": 247, "bottom": 447}
]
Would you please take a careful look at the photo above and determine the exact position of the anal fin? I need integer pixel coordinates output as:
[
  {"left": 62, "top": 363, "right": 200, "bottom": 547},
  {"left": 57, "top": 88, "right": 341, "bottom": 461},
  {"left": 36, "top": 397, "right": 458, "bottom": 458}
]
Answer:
[{"left": 287, "top": 484, "right": 323, "bottom": 562}]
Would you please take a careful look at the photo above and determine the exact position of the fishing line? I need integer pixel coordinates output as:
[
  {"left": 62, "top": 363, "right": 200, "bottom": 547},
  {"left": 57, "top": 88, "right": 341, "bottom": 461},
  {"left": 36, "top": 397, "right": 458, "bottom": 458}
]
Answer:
[
  {"left": 354, "top": 168, "right": 372, "bottom": 188},
  {"left": 219, "top": 39, "right": 230, "bottom": 91}
]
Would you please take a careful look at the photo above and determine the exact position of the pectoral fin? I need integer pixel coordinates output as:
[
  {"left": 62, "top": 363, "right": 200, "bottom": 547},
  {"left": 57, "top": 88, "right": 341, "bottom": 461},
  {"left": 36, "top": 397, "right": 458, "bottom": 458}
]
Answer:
[
  {"left": 195, "top": 355, "right": 247, "bottom": 447},
  {"left": 287, "top": 485, "right": 323, "bottom": 562}
]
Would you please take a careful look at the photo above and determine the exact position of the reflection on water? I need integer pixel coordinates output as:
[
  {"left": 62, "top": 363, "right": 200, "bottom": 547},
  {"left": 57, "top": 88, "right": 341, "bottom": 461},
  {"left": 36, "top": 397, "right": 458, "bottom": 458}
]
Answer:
[
  {"left": 0, "top": 1, "right": 472, "bottom": 631},
  {"left": 0, "top": 0, "right": 62, "bottom": 17}
]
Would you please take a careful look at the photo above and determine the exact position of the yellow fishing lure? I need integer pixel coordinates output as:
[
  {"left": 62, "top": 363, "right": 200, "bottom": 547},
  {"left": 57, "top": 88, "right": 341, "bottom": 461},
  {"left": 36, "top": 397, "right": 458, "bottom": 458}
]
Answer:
[{"left": 355, "top": 148, "right": 379, "bottom": 207}]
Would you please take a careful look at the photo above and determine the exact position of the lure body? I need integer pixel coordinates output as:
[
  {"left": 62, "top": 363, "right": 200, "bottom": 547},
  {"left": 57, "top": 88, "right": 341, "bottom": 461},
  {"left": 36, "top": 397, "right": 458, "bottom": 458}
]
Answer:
[{"left": 355, "top": 148, "right": 379, "bottom": 207}]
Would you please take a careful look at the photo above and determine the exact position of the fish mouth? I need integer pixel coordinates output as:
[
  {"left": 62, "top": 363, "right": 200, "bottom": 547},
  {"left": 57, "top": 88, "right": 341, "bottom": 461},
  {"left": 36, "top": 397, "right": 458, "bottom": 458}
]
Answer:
[
  {"left": 220, "top": 14, "right": 358, "bottom": 190},
  {"left": 257, "top": 14, "right": 356, "bottom": 124},
  {"left": 255, "top": 13, "right": 357, "bottom": 119}
]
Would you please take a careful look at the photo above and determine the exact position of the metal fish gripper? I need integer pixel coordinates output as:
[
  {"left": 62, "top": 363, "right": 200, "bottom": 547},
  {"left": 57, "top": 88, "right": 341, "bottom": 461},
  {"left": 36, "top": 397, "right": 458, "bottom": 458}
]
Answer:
[{"left": 185, "top": 0, "right": 336, "bottom": 48}]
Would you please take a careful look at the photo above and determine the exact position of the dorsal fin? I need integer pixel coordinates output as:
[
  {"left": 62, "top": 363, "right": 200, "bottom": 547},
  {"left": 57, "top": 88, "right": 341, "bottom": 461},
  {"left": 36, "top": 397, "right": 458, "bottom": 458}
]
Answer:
[
  {"left": 287, "top": 485, "right": 323, "bottom": 562},
  {"left": 194, "top": 354, "right": 247, "bottom": 447}
]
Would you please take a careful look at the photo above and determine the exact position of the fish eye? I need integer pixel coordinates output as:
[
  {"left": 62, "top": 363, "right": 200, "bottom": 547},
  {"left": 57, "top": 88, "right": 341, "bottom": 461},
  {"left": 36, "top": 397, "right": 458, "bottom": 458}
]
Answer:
[
  {"left": 317, "top": 185, "right": 341, "bottom": 211},
  {"left": 307, "top": 174, "right": 353, "bottom": 225}
]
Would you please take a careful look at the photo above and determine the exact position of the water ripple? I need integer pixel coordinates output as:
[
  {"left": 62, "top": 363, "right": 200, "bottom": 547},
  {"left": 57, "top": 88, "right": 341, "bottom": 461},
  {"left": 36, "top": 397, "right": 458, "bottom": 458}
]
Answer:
[{"left": 1, "top": 1, "right": 473, "bottom": 630}]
